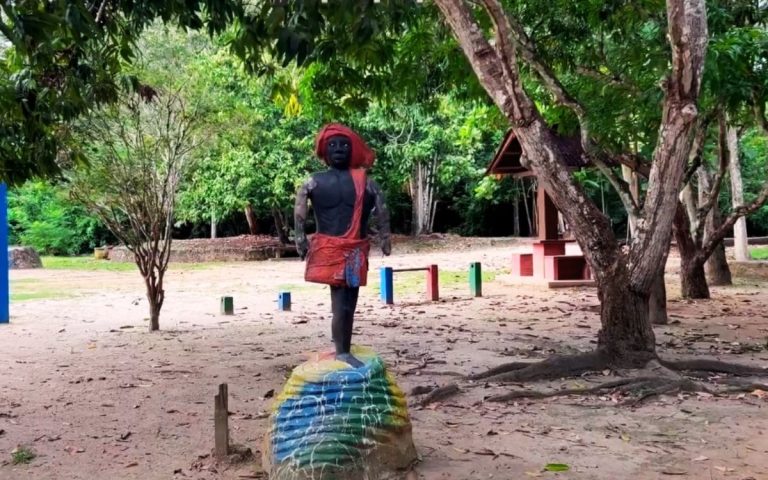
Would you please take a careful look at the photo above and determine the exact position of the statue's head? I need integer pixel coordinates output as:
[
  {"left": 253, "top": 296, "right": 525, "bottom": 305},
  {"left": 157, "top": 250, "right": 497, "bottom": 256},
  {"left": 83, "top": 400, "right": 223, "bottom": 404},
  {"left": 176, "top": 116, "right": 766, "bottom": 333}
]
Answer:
[
  {"left": 325, "top": 135, "right": 352, "bottom": 170},
  {"left": 315, "top": 123, "right": 374, "bottom": 170}
]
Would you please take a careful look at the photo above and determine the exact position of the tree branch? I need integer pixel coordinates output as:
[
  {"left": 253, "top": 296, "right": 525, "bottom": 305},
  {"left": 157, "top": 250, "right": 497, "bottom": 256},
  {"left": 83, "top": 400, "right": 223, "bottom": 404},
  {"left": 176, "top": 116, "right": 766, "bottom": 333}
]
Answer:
[
  {"left": 628, "top": 0, "right": 709, "bottom": 291},
  {"left": 694, "top": 112, "right": 728, "bottom": 244},
  {"left": 492, "top": 3, "right": 639, "bottom": 218}
]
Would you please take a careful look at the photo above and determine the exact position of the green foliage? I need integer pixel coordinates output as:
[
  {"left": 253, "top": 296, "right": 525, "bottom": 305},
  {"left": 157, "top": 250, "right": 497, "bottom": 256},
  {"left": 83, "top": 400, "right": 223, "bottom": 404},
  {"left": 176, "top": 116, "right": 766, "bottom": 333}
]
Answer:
[
  {"left": 751, "top": 247, "right": 768, "bottom": 260},
  {"left": 11, "top": 446, "right": 36, "bottom": 465},
  {"left": 8, "top": 181, "right": 111, "bottom": 255},
  {"left": 0, "top": 0, "right": 242, "bottom": 185},
  {"left": 741, "top": 128, "right": 768, "bottom": 235}
]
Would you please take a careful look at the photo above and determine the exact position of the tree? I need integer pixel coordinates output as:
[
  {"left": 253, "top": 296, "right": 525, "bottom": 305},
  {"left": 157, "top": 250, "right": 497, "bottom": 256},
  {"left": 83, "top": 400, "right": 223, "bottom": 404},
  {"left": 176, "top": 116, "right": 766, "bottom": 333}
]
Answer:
[
  {"left": 71, "top": 91, "right": 198, "bottom": 331},
  {"left": 0, "top": 0, "right": 240, "bottom": 185},
  {"left": 671, "top": 2, "right": 768, "bottom": 298}
]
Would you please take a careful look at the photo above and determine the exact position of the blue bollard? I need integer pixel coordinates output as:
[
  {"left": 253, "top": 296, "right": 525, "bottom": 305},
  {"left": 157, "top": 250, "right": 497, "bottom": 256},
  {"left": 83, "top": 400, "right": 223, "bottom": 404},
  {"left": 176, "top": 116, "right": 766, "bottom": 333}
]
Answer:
[
  {"left": 380, "top": 267, "right": 394, "bottom": 305},
  {"left": 278, "top": 291, "right": 292, "bottom": 311}
]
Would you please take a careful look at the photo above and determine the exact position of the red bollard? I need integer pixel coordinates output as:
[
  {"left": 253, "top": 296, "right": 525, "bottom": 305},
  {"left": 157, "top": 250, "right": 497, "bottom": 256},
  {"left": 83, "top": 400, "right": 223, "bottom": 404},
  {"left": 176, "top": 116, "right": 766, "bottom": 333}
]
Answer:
[{"left": 427, "top": 264, "right": 439, "bottom": 301}]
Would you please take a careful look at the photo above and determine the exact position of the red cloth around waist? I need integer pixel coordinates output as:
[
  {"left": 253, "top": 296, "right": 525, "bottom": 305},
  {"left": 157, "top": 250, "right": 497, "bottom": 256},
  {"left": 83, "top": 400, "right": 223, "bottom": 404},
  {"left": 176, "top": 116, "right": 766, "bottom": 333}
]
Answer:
[{"left": 304, "top": 234, "right": 370, "bottom": 287}]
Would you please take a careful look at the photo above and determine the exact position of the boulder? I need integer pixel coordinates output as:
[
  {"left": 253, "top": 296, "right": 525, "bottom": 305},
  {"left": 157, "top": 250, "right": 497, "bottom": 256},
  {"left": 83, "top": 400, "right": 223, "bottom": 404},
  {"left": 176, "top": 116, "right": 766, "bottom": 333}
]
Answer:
[
  {"left": 9, "top": 246, "right": 42, "bottom": 269},
  {"left": 263, "top": 347, "right": 417, "bottom": 480}
]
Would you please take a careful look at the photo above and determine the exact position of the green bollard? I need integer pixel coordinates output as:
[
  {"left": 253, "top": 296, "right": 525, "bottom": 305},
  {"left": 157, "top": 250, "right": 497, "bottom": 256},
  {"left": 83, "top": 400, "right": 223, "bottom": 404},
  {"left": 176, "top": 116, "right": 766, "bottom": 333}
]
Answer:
[
  {"left": 469, "top": 262, "right": 482, "bottom": 297},
  {"left": 220, "top": 296, "right": 234, "bottom": 315}
]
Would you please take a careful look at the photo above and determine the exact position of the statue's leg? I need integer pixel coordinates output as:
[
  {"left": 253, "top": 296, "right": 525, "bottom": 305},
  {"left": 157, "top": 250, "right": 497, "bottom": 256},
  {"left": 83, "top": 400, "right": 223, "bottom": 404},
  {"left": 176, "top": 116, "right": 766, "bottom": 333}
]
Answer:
[{"left": 330, "top": 286, "right": 363, "bottom": 367}]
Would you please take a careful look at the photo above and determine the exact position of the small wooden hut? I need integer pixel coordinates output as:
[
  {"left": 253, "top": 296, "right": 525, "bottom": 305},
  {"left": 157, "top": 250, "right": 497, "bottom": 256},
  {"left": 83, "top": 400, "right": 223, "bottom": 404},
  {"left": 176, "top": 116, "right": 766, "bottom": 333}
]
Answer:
[{"left": 486, "top": 129, "right": 594, "bottom": 287}]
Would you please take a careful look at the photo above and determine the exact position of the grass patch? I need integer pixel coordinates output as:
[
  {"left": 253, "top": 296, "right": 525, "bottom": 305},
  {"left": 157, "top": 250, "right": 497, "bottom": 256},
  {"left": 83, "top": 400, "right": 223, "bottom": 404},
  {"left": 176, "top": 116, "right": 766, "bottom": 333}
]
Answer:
[
  {"left": 11, "top": 290, "right": 73, "bottom": 302},
  {"left": 10, "top": 278, "right": 73, "bottom": 302},
  {"left": 11, "top": 446, "right": 35, "bottom": 465},
  {"left": 41, "top": 256, "right": 219, "bottom": 272},
  {"left": 751, "top": 247, "right": 768, "bottom": 260},
  {"left": 42, "top": 256, "right": 137, "bottom": 272},
  {"left": 369, "top": 269, "right": 499, "bottom": 296}
]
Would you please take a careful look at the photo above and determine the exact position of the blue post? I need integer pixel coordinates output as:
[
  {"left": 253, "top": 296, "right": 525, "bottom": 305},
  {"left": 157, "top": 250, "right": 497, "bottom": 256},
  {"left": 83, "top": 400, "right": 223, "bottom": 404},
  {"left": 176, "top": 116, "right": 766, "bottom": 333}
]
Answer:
[
  {"left": 380, "top": 267, "right": 393, "bottom": 305},
  {"left": 278, "top": 291, "right": 292, "bottom": 311},
  {"left": 0, "top": 183, "right": 8, "bottom": 324}
]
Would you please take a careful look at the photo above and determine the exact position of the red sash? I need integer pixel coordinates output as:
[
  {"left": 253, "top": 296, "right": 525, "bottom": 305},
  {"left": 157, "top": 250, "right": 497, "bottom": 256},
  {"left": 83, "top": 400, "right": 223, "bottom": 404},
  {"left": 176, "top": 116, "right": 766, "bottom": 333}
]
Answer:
[{"left": 304, "top": 169, "right": 370, "bottom": 287}]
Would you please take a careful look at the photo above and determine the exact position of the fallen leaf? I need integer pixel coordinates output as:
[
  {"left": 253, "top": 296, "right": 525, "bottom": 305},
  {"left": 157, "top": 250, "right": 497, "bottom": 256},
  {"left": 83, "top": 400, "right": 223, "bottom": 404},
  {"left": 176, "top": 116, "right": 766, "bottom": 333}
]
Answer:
[
  {"left": 544, "top": 463, "right": 570, "bottom": 472},
  {"left": 119, "top": 432, "right": 132, "bottom": 441},
  {"left": 125, "top": 462, "right": 138, "bottom": 468},
  {"left": 692, "top": 455, "right": 708, "bottom": 462},
  {"left": 64, "top": 446, "right": 85, "bottom": 454},
  {"left": 660, "top": 470, "right": 688, "bottom": 476}
]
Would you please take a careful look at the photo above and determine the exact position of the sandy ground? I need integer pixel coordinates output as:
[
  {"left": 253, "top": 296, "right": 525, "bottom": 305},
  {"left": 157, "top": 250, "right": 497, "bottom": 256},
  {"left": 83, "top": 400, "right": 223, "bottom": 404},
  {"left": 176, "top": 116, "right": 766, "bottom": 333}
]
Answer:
[{"left": 1, "top": 242, "right": 767, "bottom": 480}]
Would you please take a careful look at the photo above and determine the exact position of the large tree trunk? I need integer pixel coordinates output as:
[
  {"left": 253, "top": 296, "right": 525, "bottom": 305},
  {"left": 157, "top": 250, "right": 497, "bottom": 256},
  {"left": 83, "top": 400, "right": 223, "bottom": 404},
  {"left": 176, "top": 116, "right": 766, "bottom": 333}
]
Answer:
[
  {"left": 597, "top": 271, "right": 657, "bottom": 363},
  {"left": 727, "top": 122, "right": 750, "bottom": 261},
  {"left": 244, "top": 203, "right": 259, "bottom": 235}
]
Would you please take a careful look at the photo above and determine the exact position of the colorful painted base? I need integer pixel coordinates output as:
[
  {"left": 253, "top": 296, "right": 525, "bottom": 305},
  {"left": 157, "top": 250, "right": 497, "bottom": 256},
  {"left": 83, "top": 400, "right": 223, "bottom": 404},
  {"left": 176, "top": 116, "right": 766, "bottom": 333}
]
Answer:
[{"left": 263, "top": 347, "right": 417, "bottom": 480}]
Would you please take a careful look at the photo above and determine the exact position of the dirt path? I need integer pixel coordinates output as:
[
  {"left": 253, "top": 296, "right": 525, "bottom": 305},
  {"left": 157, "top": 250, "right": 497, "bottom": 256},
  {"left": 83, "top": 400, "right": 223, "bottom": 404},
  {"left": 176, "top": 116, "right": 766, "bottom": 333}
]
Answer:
[{"left": 1, "top": 244, "right": 767, "bottom": 479}]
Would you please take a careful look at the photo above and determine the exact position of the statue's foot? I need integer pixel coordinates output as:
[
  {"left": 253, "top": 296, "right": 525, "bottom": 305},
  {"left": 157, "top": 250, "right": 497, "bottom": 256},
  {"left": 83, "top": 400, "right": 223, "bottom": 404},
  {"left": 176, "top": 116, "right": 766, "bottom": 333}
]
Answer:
[{"left": 336, "top": 352, "right": 364, "bottom": 368}]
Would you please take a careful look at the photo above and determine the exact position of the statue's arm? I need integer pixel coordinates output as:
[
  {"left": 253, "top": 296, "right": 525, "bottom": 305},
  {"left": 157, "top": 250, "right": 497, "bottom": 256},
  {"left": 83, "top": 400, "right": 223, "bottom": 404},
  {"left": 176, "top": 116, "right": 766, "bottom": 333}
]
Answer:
[
  {"left": 294, "top": 177, "right": 316, "bottom": 259},
  {"left": 369, "top": 179, "right": 391, "bottom": 256}
]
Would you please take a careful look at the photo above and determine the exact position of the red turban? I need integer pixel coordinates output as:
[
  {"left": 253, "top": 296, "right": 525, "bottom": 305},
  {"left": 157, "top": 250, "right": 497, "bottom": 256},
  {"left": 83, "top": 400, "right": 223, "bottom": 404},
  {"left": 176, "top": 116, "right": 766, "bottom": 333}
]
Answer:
[{"left": 314, "top": 123, "right": 375, "bottom": 169}]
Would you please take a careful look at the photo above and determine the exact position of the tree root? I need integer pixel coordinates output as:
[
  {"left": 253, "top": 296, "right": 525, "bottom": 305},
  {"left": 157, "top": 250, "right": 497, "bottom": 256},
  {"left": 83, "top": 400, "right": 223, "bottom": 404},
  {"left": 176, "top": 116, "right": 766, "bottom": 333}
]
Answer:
[
  {"left": 468, "top": 361, "right": 532, "bottom": 381},
  {"left": 412, "top": 352, "right": 768, "bottom": 407},
  {"left": 418, "top": 383, "right": 459, "bottom": 407},
  {"left": 477, "top": 352, "right": 608, "bottom": 383},
  {"left": 660, "top": 358, "right": 767, "bottom": 376}
]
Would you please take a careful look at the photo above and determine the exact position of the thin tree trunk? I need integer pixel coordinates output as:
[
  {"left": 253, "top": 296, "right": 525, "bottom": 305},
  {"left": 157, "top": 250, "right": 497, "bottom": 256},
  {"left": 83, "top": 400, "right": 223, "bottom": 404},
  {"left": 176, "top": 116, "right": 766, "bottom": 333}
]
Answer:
[
  {"left": 512, "top": 187, "right": 520, "bottom": 236},
  {"left": 622, "top": 166, "right": 638, "bottom": 235},
  {"left": 704, "top": 209, "right": 732, "bottom": 285},
  {"left": 697, "top": 167, "right": 732, "bottom": 285},
  {"left": 674, "top": 204, "right": 710, "bottom": 299},
  {"left": 211, "top": 215, "right": 217, "bottom": 239},
  {"left": 727, "top": 122, "right": 750, "bottom": 261},
  {"left": 522, "top": 178, "right": 533, "bottom": 236},
  {"left": 273, "top": 208, "right": 289, "bottom": 245},
  {"left": 244, "top": 203, "right": 259, "bottom": 235}
]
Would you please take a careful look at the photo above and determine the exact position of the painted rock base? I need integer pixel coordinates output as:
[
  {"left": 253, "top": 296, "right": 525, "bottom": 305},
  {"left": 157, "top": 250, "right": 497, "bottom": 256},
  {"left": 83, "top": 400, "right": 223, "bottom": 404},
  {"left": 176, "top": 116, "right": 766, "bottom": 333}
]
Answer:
[{"left": 263, "top": 347, "right": 417, "bottom": 480}]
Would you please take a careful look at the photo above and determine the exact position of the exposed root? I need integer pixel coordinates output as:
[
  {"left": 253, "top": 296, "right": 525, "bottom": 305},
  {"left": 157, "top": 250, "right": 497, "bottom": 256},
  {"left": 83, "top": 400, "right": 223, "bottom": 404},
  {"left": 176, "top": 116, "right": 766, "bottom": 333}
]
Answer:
[
  {"left": 468, "top": 361, "right": 531, "bottom": 381},
  {"left": 712, "top": 377, "right": 768, "bottom": 393},
  {"left": 487, "top": 377, "right": 650, "bottom": 403},
  {"left": 481, "top": 352, "right": 608, "bottom": 383},
  {"left": 661, "top": 358, "right": 767, "bottom": 376},
  {"left": 418, "top": 383, "right": 459, "bottom": 407},
  {"left": 413, "top": 353, "right": 768, "bottom": 408}
]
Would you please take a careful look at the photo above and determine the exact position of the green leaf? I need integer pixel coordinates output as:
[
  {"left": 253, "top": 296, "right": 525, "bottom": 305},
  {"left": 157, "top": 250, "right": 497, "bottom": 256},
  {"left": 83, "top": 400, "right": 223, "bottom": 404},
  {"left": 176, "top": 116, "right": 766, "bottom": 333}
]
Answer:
[{"left": 544, "top": 463, "right": 570, "bottom": 472}]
